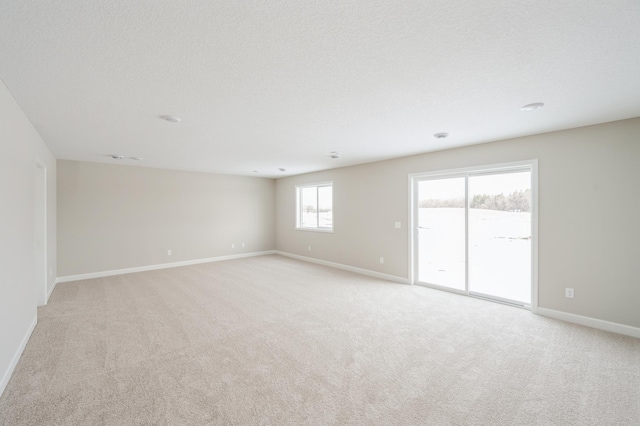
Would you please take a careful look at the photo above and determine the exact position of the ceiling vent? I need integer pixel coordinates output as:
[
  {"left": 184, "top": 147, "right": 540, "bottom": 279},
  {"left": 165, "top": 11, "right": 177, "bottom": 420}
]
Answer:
[
  {"left": 521, "top": 103, "right": 544, "bottom": 111},
  {"left": 159, "top": 115, "right": 181, "bottom": 123}
]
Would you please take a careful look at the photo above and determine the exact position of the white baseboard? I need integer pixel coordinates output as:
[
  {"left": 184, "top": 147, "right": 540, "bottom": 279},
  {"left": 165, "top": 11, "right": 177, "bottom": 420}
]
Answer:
[
  {"left": 275, "top": 251, "right": 409, "bottom": 284},
  {"left": 55, "top": 251, "right": 638, "bottom": 339},
  {"left": 0, "top": 315, "right": 37, "bottom": 397},
  {"left": 536, "top": 307, "right": 640, "bottom": 339},
  {"left": 56, "top": 250, "right": 277, "bottom": 283},
  {"left": 46, "top": 278, "right": 58, "bottom": 303}
]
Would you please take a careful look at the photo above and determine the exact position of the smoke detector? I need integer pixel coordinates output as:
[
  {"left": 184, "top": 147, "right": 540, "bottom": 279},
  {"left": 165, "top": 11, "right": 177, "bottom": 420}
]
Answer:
[
  {"left": 329, "top": 151, "right": 340, "bottom": 159},
  {"left": 433, "top": 133, "right": 449, "bottom": 139}
]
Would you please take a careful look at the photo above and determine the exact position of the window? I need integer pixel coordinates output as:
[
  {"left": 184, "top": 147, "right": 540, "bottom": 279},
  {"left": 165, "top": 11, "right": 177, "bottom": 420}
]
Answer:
[{"left": 296, "top": 182, "right": 333, "bottom": 231}]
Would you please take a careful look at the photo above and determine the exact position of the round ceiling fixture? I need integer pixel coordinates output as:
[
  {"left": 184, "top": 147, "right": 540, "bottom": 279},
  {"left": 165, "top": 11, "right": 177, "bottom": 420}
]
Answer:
[
  {"left": 434, "top": 133, "right": 449, "bottom": 139},
  {"left": 159, "top": 115, "right": 181, "bottom": 123},
  {"left": 329, "top": 151, "right": 340, "bottom": 159},
  {"left": 521, "top": 102, "right": 544, "bottom": 112}
]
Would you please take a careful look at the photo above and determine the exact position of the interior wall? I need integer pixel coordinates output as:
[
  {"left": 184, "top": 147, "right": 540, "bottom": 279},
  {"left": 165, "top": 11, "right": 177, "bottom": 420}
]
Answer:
[
  {"left": 0, "top": 79, "right": 56, "bottom": 395},
  {"left": 276, "top": 118, "right": 640, "bottom": 329},
  {"left": 57, "top": 160, "right": 276, "bottom": 277}
]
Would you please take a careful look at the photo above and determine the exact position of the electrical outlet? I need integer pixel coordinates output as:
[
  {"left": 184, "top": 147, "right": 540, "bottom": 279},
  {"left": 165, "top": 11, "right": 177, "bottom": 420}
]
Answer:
[
  {"left": 308, "top": 245, "right": 311, "bottom": 251},
  {"left": 231, "top": 243, "right": 235, "bottom": 249},
  {"left": 395, "top": 222, "right": 401, "bottom": 229},
  {"left": 565, "top": 288, "right": 574, "bottom": 298},
  {"left": 379, "top": 257, "right": 384, "bottom": 264},
  {"left": 167, "top": 249, "right": 172, "bottom": 256}
]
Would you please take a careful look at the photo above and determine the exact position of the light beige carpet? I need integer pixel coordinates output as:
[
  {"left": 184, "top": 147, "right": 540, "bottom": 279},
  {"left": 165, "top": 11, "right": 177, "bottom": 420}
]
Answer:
[{"left": 1, "top": 255, "right": 639, "bottom": 425}]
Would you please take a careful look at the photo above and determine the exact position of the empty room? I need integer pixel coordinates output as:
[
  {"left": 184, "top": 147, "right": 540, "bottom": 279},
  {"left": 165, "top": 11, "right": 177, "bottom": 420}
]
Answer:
[{"left": 1, "top": 1, "right": 640, "bottom": 425}]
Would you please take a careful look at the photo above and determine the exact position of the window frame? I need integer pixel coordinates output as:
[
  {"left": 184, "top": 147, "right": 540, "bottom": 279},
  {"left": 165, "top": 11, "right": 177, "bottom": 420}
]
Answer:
[{"left": 295, "top": 181, "right": 334, "bottom": 232}]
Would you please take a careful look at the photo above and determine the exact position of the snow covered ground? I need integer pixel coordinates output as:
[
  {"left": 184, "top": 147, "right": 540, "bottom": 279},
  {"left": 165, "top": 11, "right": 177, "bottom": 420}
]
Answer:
[{"left": 418, "top": 208, "right": 531, "bottom": 304}]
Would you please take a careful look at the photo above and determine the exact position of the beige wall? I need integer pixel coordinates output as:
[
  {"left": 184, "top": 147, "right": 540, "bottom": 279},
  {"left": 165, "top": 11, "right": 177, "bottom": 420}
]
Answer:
[
  {"left": 0, "top": 79, "right": 56, "bottom": 395},
  {"left": 276, "top": 118, "right": 640, "bottom": 328},
  {"left": 58, "top": 161, "right": 275, "bottom": 276}
]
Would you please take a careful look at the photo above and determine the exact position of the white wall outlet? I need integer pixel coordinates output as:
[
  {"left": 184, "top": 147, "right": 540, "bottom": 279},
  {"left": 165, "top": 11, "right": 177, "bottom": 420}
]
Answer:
[
  {"left": 565, "top": 288, "right": 574, "bottom": 298},
  {"left": 167, "top": 249, "right": 172, "bottom": 256},
  {"left": 395, "top": 222, "right": 401, "bottom": 229},
  {"left": 241, "top": 242, "right": 245, "bottom": 248},
  {"left": 379, "top": 257, "right": 384, "bottom": 264},
  {"left": 231, "top": 243, "right": 235, "bottom": 249},
  {"left": 308, "top": 245, "right": 311, "bottom": 251}
]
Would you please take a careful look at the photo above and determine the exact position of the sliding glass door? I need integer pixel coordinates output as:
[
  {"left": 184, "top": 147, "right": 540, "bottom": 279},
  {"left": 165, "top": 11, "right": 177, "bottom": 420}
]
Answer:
[
  {"left": 413, "top": 163, "right": 535, "bottom": 306},
  {"left": 417, "top": 177, "right": 466, "bottom": 291}
]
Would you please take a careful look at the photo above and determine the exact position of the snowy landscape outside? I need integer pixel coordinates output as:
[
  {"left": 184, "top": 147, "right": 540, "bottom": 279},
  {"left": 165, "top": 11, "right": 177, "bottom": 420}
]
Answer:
[
  {"left": 418, "top": 172, "right": 531, "bottom": 304},
  {"left": 300, "top": 184, "right": 333, "bottom": 229},
  {"left": 418, "top": 208, "right": 531, "bottom": 303}
]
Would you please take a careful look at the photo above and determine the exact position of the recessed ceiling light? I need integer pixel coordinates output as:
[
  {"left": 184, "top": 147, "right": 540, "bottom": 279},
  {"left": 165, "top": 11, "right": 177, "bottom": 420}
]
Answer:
[
  {"left": 159, "top": 115, "right": 181, "bottom": 123},
  {"left": 111, "top": 155, "right": 124, "bottom": 160},
  {"left": 434, "top": 133, "right": 449, "bottom": 139},
  {"left": 521, "top": 102, "right": 544, "bottom": 112},
  {"left": 278, "top": 168, "right": 286, "bottom": 172},
  {"left": 129, "top": 157, "right": 143, "bottom": 161},
  {"left": 329, "top": 151, "right": 340, "bottom": 159}
]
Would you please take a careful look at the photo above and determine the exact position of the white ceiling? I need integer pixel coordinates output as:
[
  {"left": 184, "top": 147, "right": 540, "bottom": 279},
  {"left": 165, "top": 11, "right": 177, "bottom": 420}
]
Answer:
[{"left": 1, "top": 1, "right": 639, "bottom": 178}]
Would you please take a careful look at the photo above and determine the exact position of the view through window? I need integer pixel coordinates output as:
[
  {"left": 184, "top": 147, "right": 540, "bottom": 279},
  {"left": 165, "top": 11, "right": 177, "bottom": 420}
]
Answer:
[
  {"left": 414, "top": 164, "right": 534, "bottom": 306},
  {"left": 296, "top": 182, "right": 333, "bottom": 231}
]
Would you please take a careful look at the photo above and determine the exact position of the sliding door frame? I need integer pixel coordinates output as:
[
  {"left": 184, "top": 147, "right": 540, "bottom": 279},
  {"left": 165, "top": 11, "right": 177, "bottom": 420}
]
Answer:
[{"left": 408, "top": 160, "right": 539, "bottom": 312}]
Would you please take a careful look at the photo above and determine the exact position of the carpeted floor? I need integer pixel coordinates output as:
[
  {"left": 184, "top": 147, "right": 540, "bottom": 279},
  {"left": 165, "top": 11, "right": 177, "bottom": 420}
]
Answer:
[{"left": 1, "top": 255, "right": 639, "bottom": 425}]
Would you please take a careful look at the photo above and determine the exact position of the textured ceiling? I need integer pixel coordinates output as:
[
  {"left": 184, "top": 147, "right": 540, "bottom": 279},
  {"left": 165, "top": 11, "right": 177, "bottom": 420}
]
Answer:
[{"left": 1, "top": 1, "right": 639, "bottom": 177}]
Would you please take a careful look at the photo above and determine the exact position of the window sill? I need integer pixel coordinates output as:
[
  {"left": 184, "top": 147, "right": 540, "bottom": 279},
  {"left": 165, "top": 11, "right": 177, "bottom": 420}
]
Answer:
[{"left": 295, "top": 227, "right": 334, "bottom": 233}]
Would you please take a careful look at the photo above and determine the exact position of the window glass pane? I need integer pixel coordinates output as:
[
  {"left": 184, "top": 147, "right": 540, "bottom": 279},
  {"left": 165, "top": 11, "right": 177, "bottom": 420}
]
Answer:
[
  {"left": 417, "top": 177, "right": 466, "bottom": 290},
  {"left": 469, "top": 171, "right": 531, "bottom": 303},
  {"left": 300, "top": 186, "right": 318, "bottom": 228},
  {"left": 318, "top": 185, "right": 333, "bottom": 228}
]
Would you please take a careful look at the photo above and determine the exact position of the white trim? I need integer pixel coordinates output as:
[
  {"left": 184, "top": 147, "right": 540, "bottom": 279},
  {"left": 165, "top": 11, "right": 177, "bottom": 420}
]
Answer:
[
  {"left": 295, "top": 181, "right": 334, "bottom": 232},
  {"left": 276, "top": 251, "right": 410, "bottom": 284},
  {"left": 56, "top": 251, "right": 276, "bottom": 283},
  {"left": 536, "top": 307, "right": 640, "bottom": 339},
  {"left": 464, "top": 176, "right": 469, "bottom": 293},
  {"left": 407, "top": 159, "right": 538, "bottom": 179},
  {"left": 35, "top": 159, "right": 48, "bottom": 307},
  {"left": 294, "top": 227, "right": 334, "bottom": 233},
  {"left": 530, "top": 160, "right": 539, "bottom": 313},
  {"left": 47, "top": 278, "right": 59, "bottom": 302},
  {"left": 295, "top": 180, "right": 334, "bottom": 187},
  {"left": 407, "top": 174, "right": 414, "bottom": 284},
  {"left": 0, "top": 316, "right": 37, "bottom": 397}
]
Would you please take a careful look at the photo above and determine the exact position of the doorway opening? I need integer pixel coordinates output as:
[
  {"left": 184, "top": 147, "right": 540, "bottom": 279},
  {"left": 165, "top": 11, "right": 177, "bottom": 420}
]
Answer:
[
  {"left": 410, "top": 161, "right": 537, "bottom": 308},
  {"left": 35, "top": 161, "right": 47, "bottom": 306}
]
